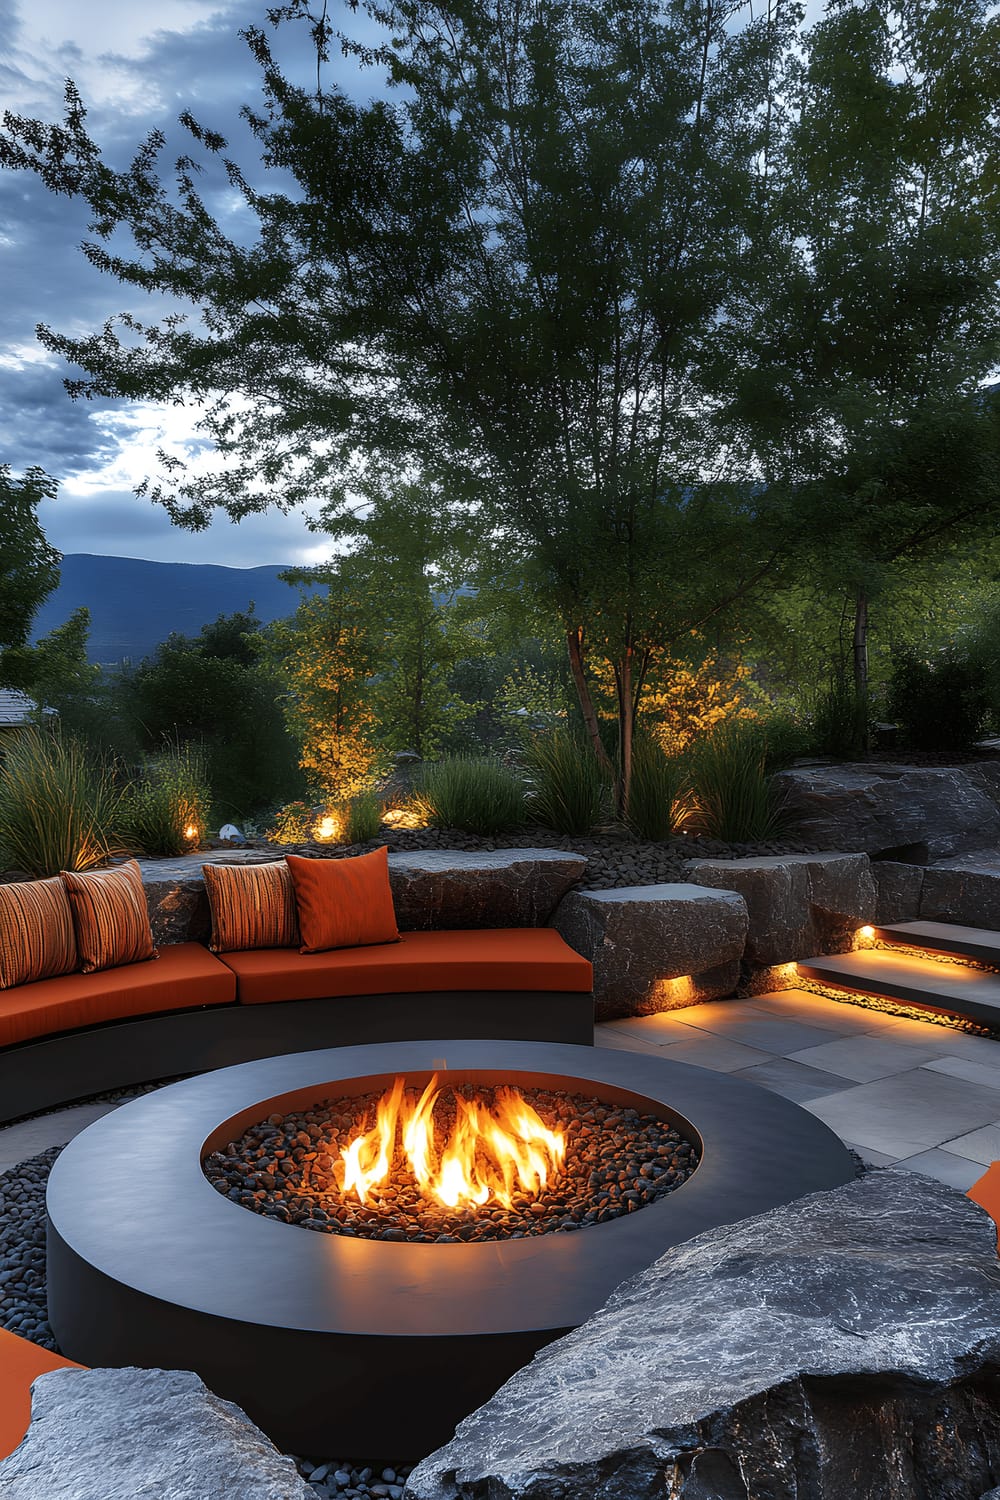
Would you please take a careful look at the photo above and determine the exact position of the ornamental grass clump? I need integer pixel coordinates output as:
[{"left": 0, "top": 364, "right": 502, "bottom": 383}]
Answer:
[
  {"left": 524, "top": 728, "right": 609, "bottom": 834},
  {"left": 625, "top": 737, "right": 693, "bottom": 841},
  {"left": 341, "top": 788, "right": 384, "bottom": 843},
  {"left": 0, "top": 725, "right": 127, "bottom": 876},
  {"left": 125, "top": 744, "right": 211, "bottom": 856},
  {"left": 688, "top": 719, "right": 785, "bottom": 842},
  {"left": 418, "top": 756, "right": 526, "bottom": 835}
]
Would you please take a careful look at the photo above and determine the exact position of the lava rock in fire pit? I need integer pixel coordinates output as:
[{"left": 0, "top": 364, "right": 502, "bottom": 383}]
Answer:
[{"left": 203, "top": 1082, "right": 700, "bottom": 1244}]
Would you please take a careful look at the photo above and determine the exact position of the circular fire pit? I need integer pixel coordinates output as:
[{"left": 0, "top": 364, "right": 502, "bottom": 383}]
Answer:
[
  {"left": 46, "top": 1040, "right": 855, "bottom": 1455},
  {"left": 206, "top": 1078, "right": 701, "bottom": 1242}
]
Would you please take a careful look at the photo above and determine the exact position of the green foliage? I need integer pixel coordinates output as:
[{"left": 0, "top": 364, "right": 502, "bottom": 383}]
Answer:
[
  {"left": 6, "top": 0, "right": 1000, "bottom": 801},
  {"left": 0, "top": 3, "right": 803, "bottom": 813},
  {"left": 625, "top": 738, "right": 691, "bottom": 842},
  {"left": 811, "top": 675, "right": 870, "bottom": 760},
  {"left": 267, "top": 575, "right": 384, "bottom": 801},
  {"left": 266, "top": 800, "right": 315, "bottom": 844},
  {"left": 0, "top": 727, "right": 126, "bottom": 876},
  {"left": 887, "top": 649, "right": 989, "bottom": 752},
  {"left": 524, "top": 729, "right": 609, "bottom": 835},
  {"left": 0, "top": 466, "right": 60, "bottom": 685},
  {"left": 123, "top": 609, "right": 302, "bottom": 819},
  {"left": 2, "top": 607, "right": 101, "bottom": 728},
  {"left": 341, "top": 790, "right": 384, "bottom": 845},
  {"left": 760, "top": 712, "right": 813, "bottom": 772},
  {"left": 124, "top": 744, "right": 212, "bottom": 856},
  {"left": 418, "top": 757, "right": 526, "bottom": 837},
  {"left": 689, "top": 721, "right": 785, "bottom": 843}
]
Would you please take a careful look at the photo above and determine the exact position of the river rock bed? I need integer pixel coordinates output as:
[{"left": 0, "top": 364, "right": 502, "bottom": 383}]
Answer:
[
  {"left": 204, "top": 1085, "right": 699, "bottom": 1242},
  {"left": 0, "top": 1145, "right": 60, "bottom": 1351}
]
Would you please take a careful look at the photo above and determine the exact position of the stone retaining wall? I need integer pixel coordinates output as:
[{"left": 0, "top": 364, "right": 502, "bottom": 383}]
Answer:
[{"left": 136, "top": 846, "right": 892, "bottom": 1019}]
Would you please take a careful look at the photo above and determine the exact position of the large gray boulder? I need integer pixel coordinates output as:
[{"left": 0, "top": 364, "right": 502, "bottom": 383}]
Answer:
[
  {"left": 920, "top": 853, "right": 1000, "bottom": 928},
  {"left": 388, "top": 848, "right": 586, "bottom": 929},
  {"left": 686, "top": 852, "right": 875, "bottom": 964},
  {"left": 870, "top": 860, "right": 926, "bottom": 924},
  {"left": 771, "top": 762, "right": 1000, "bottom": 860},
  {"left": 551, "top": 883, "right": 747, "bottom": 1019},
  {"left": 0, "top": 1366, "right": 315, "bottom": 1499},
  {"left": 407, "top": 1170, "right": 1000, "bottom": 1500}
]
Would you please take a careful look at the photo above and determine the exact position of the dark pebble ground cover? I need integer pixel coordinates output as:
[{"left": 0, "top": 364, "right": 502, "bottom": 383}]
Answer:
[
  {"left": 205, "top": 1086, "right": 700, "bottom": 1242},
  {"left": 245, "top": 825, "right": 821, "bottom": 891}
]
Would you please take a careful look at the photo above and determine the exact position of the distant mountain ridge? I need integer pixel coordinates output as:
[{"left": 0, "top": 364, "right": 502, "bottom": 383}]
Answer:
[{"left": 31, "top": 554, "right": 301, "bottom": 664}]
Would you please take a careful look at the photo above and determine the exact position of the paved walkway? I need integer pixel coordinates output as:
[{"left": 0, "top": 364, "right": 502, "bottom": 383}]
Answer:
[
  {"left": 3, "top": 991, "right": 1000, "bottom": 1191},
  {"left": 597, "top": 987, "right": 1000, "bottom": 1190}
]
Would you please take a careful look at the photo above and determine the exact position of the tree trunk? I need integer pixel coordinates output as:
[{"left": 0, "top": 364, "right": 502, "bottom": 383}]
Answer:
[
  {"left": 852, "top": 587, "right": 869, "bottom": 755},
  {"left": 565, "top": 626, "right": 613, "bottom": 773},
  {"left": 615, "top": 648, "right": 635, "bottom": 821}
]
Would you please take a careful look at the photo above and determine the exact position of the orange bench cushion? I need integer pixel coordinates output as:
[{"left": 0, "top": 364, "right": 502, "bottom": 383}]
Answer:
[
  {"left": 220, "top": 928, "right": 593, "bottom": 1005},
  {"left": 0, "top": 1328, "right": 83, "bottom": 1460},
  {"left": 968, "top": 1161, "right": 1000, "bottom": 1251},
  {"left": 0, "top": 941, "right": 236, "bottom": 1048}
]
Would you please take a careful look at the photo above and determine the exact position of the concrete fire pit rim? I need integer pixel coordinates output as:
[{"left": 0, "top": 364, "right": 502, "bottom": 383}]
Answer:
[{"left": 46, "top": 1038, "right": 855, "bottom": 1340}]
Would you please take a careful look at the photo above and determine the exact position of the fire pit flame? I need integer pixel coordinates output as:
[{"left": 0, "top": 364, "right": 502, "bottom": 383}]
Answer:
[{"left": 336, "top": 1074, "right": 566, "bottom": 1210}]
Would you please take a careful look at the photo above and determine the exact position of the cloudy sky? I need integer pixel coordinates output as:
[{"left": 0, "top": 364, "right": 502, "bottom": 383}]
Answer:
[{"left": 0, "top": 0, "right": 366, "bottom": 568}]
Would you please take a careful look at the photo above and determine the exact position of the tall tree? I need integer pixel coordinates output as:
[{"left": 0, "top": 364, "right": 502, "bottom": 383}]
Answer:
[
  {"left": 123, "top": 610, "right": 303, "bottom": 817},
  {"left": 267, "top": 575, "right": 384, "bottom": 800},
  {"left": 323, "top": 481, "right": 480, "bottom": 758},
  {"left": 730, "top": 0, "right": 1000, "bottom": 744},
  {"left": 0, "top": 0, "right": 798, "bottom": 811}
]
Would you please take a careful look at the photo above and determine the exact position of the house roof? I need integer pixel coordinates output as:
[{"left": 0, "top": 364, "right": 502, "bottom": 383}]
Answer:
[{"left": 0, "top": 690, "right": 56, "bottom": 726}]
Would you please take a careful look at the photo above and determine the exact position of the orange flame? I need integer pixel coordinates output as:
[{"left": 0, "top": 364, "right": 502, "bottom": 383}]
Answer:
[{"left": 333, "top": 1075, "right": 565, "bottom": 1210}]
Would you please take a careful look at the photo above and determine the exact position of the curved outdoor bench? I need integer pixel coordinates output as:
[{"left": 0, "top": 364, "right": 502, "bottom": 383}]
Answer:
[{"left": 0, "top": 928, "right": 594, "bottom": 1125}]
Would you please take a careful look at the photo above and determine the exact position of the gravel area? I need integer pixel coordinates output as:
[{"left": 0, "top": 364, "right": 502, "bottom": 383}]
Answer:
[
  {"left": 226, "top": 826, "right": 823, "bottom": 892},
  {"left": 0, "top": 1146, "right": 60, "bottom": 1352},
  {"left": 205, "top": 1085, "right": 699, "bottom": 1243}
]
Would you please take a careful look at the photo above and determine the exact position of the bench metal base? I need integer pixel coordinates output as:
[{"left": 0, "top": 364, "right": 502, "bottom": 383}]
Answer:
[{"left": 0, "top": 990, "right": 593, "bottom": 1124}]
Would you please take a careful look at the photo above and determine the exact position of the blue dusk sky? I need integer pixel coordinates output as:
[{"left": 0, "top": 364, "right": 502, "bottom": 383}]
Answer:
[{"left": 0, "top": 0, "right": 375, "bottom": 568}]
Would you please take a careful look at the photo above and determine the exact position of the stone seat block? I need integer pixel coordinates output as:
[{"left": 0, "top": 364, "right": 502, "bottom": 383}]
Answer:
[
  {"left": 686, "top": 852, "right": 875, "bottom": 965},
  {"left": 387, "top": 848, "right": 586, "bottom": 930},
  {"left": 551, "top": 882, "right": 747, "bottom": 1020}
]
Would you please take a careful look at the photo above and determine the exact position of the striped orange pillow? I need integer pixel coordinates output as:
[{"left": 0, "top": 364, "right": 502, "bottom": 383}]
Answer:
[
  {"left": 202, "top": 860, "right": 299, "bottom": 953},
  {"left": 60, "top": 859, "right": 156, "bottom": 974},
  {"left": 0, "top": 877, "right": 79, "bottom": 990}
]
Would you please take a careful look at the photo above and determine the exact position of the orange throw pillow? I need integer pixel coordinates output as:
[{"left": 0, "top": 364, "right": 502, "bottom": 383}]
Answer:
[
  {"left": 202, "top": 860, "right": 299, "bottom": 953},
  {"left": 60, "top": 859, "right": 156, "bottom": 974},
  {"left": 286, "top": 847, "right": 399, "bottom": 954},
  {"left": 0, "top": 876, "right": 79, "bottom": 989}
]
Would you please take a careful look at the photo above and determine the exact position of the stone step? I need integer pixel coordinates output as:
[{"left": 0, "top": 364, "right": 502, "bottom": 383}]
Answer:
[
  {"left": 876, "top": 920, "right": 1000, "bottom": 968},
  {"left": 796, "top": 950, "right": 1000, "bottom": 1028}
]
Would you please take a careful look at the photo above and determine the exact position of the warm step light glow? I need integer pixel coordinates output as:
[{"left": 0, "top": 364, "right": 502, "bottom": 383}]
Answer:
[{"left": 334, "top": 1075, "right": 566, "bottom": 1211}]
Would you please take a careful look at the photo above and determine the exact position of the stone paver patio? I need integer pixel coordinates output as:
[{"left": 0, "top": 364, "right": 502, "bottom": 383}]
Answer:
[{"left": 597, "top": 987, "right": 1000, "bottom": 1190}]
